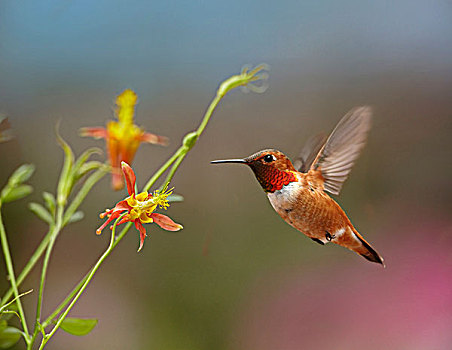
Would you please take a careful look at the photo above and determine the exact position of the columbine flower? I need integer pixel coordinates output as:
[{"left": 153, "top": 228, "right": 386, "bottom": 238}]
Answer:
[
  {"left": 96, "top": 162, "right": 183, "bottom": 251},
  {"left": 80, "top": 89, "right": 168, "bottom": 190}
]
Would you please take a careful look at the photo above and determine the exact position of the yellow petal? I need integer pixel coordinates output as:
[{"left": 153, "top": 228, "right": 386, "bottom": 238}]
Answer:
[
  {"left": 136, "top": 192, "right": 148, "bottom": 201},
  {"left": 116, "top": 90, "right": 138, "bottom": 125},
  {"left": 127, "top": 196, "right": 137, "bottom": 207},
  {"left": 139, "top": 212, "right": 154, "bottom": 223},
  {"left": 116, "top": 89, "right": 138, "bottom": 108}
]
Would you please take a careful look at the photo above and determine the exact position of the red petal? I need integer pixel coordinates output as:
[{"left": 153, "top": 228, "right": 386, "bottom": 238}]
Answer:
[
  {"left": 80, "top": 127, "right": 108, "bottom": 139},
  {"left": 117, "top": 215, "right": 131, "bottom": 226},
  {"left": 107, "top": 137, "right": 120, "bottom": 168},
  {"left": 108, "top": 213, "right": 133, "bottom": 230},
  {"left": 106, "top": 137, "right": 124, "bottom": 190},
  {"left": 140, "top": 132, "right": 169, "bottom": 146},
  {"left": 121, "top": 162, "right": 136, "bottom": 196},
  {"left": 119, "top": 139, "right": 139, "bottom": 166},
  {"left": 112, "top": 170, "right": 124, "bottom": 191},
  {"left": 134, "top": 220, "right": 147, "bottom": 252},
  {"left": 96, "top": 211, "right": 121, "bottom": 235},
  {"left": 151, "top": 213, "right": 183, "bottom": 231},
  {"left": 112, "top": 199, "right": 131, "bottom": 211}
]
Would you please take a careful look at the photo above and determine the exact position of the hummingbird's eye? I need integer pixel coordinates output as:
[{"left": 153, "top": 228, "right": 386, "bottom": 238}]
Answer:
[{"left": 263, "top": 154, "right": 276, "bottom": 163}]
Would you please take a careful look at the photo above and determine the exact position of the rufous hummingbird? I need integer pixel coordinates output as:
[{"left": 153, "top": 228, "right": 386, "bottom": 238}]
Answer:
[{"left": 211, "top": 106, "right": 384, "bottom": 266}]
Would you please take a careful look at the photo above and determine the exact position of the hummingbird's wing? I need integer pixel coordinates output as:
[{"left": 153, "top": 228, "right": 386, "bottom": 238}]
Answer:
[
  {"left": 311, "top": 106, "right": 372, "bottom": 195},
  {"left": 293, "top": 133, "right": 327, "bottom": 173}
]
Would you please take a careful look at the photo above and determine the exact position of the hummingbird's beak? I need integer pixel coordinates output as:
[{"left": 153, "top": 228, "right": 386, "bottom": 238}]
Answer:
[{"left": 210, "top": 159, "right": 247, "bottom": 165}]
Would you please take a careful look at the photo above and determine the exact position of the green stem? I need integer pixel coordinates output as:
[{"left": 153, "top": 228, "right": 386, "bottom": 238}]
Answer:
[
  {"left": 42, "top": 222, "right": 133, "bottom": 328},
  {"left": 1, "top": 169, "right": 107, "bottom": 308},
  {"left": 143, "top": 148, "right": 182, "bottom": 192},
  {"left": 160, "top": 89, "right": 224, "bottom": 188},
  {"left": 41, "top": 275, "right": 86, "bottom": 329},
  {"left": 30, "top": 207, "right": 63, "bottom": 347},
  {"left": 0, "top": 202, "right": 30, "bottom": 342},
  {"left": 39, "top": 149, "right": 188, "bottom": 334},
  {"left": 39, "top": 214, "right": 125, "bottom": 349},
  {"left": 196, "top": 94, "right": 222, "bottom": 136},
  {"left": 146, "top": 82, "right": 225, "bottom": 191},
  {"left": 38, "top": 65, "right": 266, "bottom": 346},
  {"left": 162, "top": 153, "right": 186, "bottom": 188},
  {"left": 62, "top": 168, "right": 107, "bottom": 225},
  {"left": 0, "top": 228, "right": 52, "bottom": 308}
]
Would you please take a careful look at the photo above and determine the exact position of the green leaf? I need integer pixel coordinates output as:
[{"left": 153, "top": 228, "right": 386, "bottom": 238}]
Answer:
[
  {"left": 73, "top": 148, "right": 102, "bottom": 177},
  {"left": 1, "top": 185, "right": 33, "bottom": 203},
  {"left": 42, "top": 192, "right": 56, "bottom": 216},
  {"left": 66, "top": 211, "right": 84, "bottom": 224},
  {"left": 55, "top": 123, "right": 75, "bottom": 206},
  {"left": 28, "top": 202, "right": 54, "bottom": 225},
  {"left": 59, "top": 317, "right": 98, "bottom": 336},
  {"left": 74, "top": 161, "right": 104, "bottom": 181},
  {"left": 0, "top": 326, "right": 21, "bottom": 349},
  {"left": 0, "top": 164, "right": 35, "bottom": 203},
  {"left": 0, "top": 321, "right": 6, "bottom": 332},
  {"left": 7, "top": 164, "right": 35, "bottom": 186},
  {"left": 61, "top": 167, "right": 107, "bottom": 226}
]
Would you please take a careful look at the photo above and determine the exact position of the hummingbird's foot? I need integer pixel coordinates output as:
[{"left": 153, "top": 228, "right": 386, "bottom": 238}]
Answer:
[
  {"left": 325, "top": 231, "right": 336, "bottom": 242},
  {"left": 311, "top": 238, "right": 325, "bottom": 245}
]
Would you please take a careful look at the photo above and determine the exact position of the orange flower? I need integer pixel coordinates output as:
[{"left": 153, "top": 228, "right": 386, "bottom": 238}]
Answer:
[
  {"left": 96, "top": 162, "right": 183, "bottom": 251},
  {"left": 80, "top": 89, "right": 168, "bottom": 190}
]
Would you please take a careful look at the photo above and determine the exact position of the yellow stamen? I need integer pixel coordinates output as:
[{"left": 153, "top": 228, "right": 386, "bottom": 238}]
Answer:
[{"left": 124, "top": 185, "right": 173, "bottom": 224}]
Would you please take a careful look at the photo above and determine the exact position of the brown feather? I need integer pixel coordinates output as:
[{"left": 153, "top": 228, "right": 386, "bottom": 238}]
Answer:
[
  {"left": 311, "top": 106, "right": 372, "bottom": 195},
  {"left": 293, "top": 133, "right": 327, "bottom": 172}
]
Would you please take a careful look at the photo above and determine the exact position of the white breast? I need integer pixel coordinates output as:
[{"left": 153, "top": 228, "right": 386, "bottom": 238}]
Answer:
[{"left": 267, "top": 181, "right": 302, "bottom": 212}]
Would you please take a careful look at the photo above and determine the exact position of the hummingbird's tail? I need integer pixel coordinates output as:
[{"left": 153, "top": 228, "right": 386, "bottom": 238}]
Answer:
[{"left": 350, "top": 228, "right": 385, "bottom": 267}]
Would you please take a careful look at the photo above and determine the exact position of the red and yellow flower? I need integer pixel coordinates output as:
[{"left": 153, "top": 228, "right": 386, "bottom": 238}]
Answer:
[
  {"left": 96, "top": 162, "right": 183, "bottom": 251},
  {"left": 80, "top": 89, "right": 168, "bottom": 190}
]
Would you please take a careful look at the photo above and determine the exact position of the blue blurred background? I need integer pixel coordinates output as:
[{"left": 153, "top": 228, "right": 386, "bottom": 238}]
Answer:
[{"left": 1, "top": 1, "right": 451, "bottom": 349}]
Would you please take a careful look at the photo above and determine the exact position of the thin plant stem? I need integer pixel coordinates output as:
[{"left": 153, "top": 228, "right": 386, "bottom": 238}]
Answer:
[
  {"left": 41, "top": 275, "right": 86, "bottom": 329},
  {"left": 0, "top": 202, "right": 31, "bottom": 343},
  {"left": 36, "top": 65, "right": 267, "bottom": 347},
  {"left": 42, "top": 221, "right": 133, "bottom": 328},
  {"left": 39, "top": 89, "right": 224, "bottom": 330},
  {"left": 162, "top": 153, "right": 186, "bottom": 188},
  {"left": 39, "top": 214, "right": 126, "bottom": 349},
  {"left": 196, "top": 94, "right": 222, "bottom": 136},
  {"left": 35, "top": 207, "right": 62, "bottom": 319},
  {"left": 30, "top": 206, "right": 63, "bottom": 347},
  {"left": 63, "top": 167, "right": 108, "bottom": 225},
  {"left": 0, "top": 228, "right": 52, "bottom": 307},
  {"left": 160, "top": 89, "right": 224, "bottom": 188},
  {"left": 144, "top": 77, "right": 232, "bottom": 190},
  {"left": 0, "top": 289, "right": 33, "bottom": 314},
  {"left": 1, "top": 168, "right": 107, "bottom": 308},
  {"left": 143, "top": 148, "right": 183, "bottom": 192}
]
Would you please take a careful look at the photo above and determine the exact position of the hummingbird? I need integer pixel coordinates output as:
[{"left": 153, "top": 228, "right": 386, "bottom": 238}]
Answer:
[{"left": 211, "top": 106, "right": 384, "bottom": 266}]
